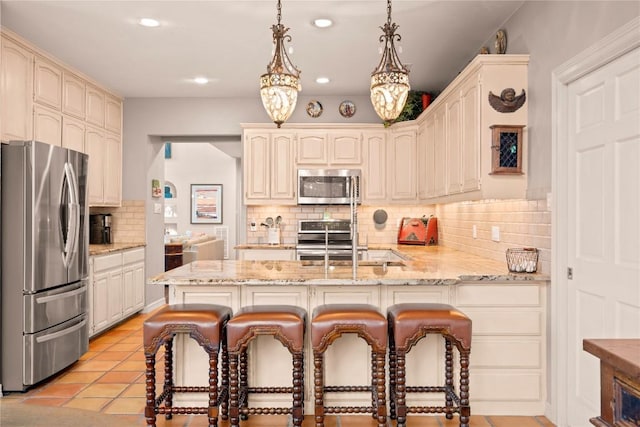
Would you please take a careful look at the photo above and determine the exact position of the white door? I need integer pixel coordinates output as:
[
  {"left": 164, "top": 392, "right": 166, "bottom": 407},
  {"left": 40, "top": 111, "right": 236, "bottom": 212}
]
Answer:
[{"left": 563, "top": 44, "right": 640, "bottom": 424}]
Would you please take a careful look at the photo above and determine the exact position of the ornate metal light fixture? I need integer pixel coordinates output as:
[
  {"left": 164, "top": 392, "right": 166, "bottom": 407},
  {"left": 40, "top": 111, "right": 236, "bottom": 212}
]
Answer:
[
  {"left": 370, "top": 0, "right": 410, "bottom": 124},
  {"left": 260, "top": 0, "right": 301, "bottom": 128}
]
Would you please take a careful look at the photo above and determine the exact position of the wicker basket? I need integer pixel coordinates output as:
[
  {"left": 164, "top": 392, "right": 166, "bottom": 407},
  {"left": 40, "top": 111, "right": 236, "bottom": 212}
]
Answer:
[{"left": 506, "top": 248, "right": 538, "bottom": 273}]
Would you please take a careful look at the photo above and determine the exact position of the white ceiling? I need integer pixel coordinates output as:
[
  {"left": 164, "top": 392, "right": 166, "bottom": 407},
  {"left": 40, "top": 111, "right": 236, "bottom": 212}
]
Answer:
[{"left": 0, "top": 0, "right": 525, "bottom": 99}]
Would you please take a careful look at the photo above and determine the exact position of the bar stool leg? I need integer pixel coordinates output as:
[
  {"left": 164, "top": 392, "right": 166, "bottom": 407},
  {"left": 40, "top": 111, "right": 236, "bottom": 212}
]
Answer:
[
  {"left": 292, "top": 351, "right": 304, "bottom": 427},
  {"left": 370, "top": 350, "right": 376, "bottom": 419},
  {"left": 395, "top": 350, "right": 407, "bottom": 427},
  {"left": 145, "top": 352, "right": 157, "bottom": 426},
  {"left": 445, "top": 338, "right": 454, "bottom": 419},
  {"left": 460, "top": 351, "right": 471, "bottom": 427},
  {"left": 313, "top": 352, "right": 325, "bottom": 427},
  {"left": 207, "top": 348, "right": 219, "bottom": 427},
  {"left": 389, "top": 345, "right": 397, "bottom": 420},
  {"left": 221, "top": 334, "right": 229, "bottom": 420},
  {"left": 239, "top": 348, "right": 249, "bottom": 421},
  {"left": 374, "top": 350, "right": 387, "bottom": 427},
  {"left": 229, "top": 352, "right": 240, "bottom": 427},
  {"left": 163, "top": 339, "right": 173, "bottom": 420}
]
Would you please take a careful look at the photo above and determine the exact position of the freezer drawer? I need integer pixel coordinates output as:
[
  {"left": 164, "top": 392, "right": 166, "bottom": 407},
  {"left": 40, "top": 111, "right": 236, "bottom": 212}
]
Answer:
[
  {"left": 24, "top": 281, "right": 88, "bottom": 333},
  {"left": 23, "top": 314, "right": 88, "bottom": 387}
]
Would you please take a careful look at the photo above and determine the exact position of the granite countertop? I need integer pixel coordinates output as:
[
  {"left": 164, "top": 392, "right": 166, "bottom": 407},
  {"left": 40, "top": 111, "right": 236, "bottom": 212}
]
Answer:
[
  {"left": 151, "top": 245, "right": 549, "bottom": 286},
  {"left": 89, "top": 242, "right": 146, "bottom": 256}
]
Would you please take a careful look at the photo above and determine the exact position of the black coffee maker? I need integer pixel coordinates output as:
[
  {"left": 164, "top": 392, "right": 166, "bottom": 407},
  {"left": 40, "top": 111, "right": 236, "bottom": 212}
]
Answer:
[{"left": 90, "top": 214, "right": 112, "bottom": 244}]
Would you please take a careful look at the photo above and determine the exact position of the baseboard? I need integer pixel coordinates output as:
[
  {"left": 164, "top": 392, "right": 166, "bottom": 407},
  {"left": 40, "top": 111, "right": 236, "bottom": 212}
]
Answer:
[{"left": 142, "top": 297, "right": 165, "bottom": 313}]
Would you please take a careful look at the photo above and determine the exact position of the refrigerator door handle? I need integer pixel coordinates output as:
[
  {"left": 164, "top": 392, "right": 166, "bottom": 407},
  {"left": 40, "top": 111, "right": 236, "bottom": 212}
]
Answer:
[
  {"left": 35, "top": 318, "right": 87, "bottom": 344},
  {"left": 62, "top": 162, "right": 80, "bottom": 267}
]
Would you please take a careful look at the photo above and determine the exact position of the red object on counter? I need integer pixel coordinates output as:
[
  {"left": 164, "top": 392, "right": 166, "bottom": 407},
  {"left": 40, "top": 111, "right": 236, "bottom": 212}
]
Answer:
[{"left": 397, "top": 216, "right": 438, "bottom": 245}]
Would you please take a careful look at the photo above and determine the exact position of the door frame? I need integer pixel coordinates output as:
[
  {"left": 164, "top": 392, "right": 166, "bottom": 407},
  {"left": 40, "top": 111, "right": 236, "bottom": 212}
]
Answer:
[{"left": 551, "top": 17, "right": 640, "bottom": 426}]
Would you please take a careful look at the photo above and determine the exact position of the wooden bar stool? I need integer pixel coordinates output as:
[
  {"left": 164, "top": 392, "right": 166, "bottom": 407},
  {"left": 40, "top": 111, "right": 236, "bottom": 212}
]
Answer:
[
  {"left": 387, "top": 303, "right": 472, "bottom": 427},
  {"left": 143, "top": 304, "right": 232, "bottom": 427},
  {"left": 311, "top": 304, "right": 387, "bottom": 427},
  {"left": 226, "top": 305, "right": 307, "bottom": 427}
]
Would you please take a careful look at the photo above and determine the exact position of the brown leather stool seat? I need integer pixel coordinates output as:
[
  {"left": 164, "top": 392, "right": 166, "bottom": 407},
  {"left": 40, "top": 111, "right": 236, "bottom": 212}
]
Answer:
[
  {"left": 387, "top": 303, "right": 472, "bottom": 427},
  {"left": 311, "top": 304, "right": 387, "bottom": 427},
  {"left": 143, "top": 304, "right": 232, "bottom": 427},
  {"left": 226, "top": 305, "right": 307, "bottom": 427}
]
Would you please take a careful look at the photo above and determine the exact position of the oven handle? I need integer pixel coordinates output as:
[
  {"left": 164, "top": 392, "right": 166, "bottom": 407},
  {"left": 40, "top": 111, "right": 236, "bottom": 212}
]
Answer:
[
  {"left": 296, "top": 249, "right": 353, "bottom": 256},
  {"left": 36, "top": 318, "right": 87, "bottom": 343},
  {"left": 35, "top": 286, "right": 86, "bottom": 304}
]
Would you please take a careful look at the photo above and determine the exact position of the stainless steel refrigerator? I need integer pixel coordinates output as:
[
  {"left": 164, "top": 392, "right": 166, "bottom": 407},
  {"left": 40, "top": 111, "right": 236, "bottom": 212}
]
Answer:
[{"left": 1, "top": 140, "right": 89, "bottom": 392}]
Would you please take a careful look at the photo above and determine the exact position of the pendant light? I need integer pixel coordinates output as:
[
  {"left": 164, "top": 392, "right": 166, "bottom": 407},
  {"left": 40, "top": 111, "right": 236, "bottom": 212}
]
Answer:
[
  {"left": 259, "top": 0, "right": 301, "bottom": 128},
  {"left": 370, "top": 0, "right": 410, "bottom": 125}
]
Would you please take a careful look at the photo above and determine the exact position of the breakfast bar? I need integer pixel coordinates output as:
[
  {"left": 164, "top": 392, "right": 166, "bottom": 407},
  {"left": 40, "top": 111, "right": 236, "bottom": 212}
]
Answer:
[{"left": 150, "top": 246, "right": 550, "bottom": 416}]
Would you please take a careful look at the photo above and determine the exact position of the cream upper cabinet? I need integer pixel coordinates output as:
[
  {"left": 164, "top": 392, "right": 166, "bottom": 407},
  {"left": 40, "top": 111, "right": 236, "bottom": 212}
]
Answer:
[
  {"left": 460, "top": 75, "right": 480, "bottom": 192},
  {"left": 388, "top": 125, "right": 417, "bottom": 202},
  {"left": 416, "top": 54, "right": 528, "bottom": 203},
  {"left": 62, "top": 72, "right": 85, "bottom": 119},
  {"left": 296, "top": 132, "right": 327, "bottom": 164},
  {"left": 86, "top": 84, "right": 105, "bottom": 127},
  {"left": 33, "top": 104, "right": 62, "bottom": 146},
  {"left": 105, "top": 95, "right": 122, "bottom": 134},
  {"left": 86, "top": 125, "right": 105, "bottom": 204},
  {"left": 34, "top": 55, "right": 62, "bottom": 110},
  {"left": 329, "top": 131, "right": 362, "bottom": 165},
  {"left": 62, "top": 115, "right": 85, "bottom": 153},
  {"left": 103, "top": 132, "right": 122, "bottom": 206},
  {"left": 362, "top": 131, "right": 387, "bottom": 203},
  {"left": 244, "top": 130, "right": 296, "bottom": 204},
  {"left": 417, "top": 120, "right": 434, "bottom": 200},
  {"left": 1, "top": 35, "right": 33, "bottom": 142}
]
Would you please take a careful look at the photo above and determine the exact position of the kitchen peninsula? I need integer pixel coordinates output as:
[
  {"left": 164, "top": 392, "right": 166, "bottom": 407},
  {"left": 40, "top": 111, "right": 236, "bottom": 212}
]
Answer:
[{"left": 151, "top": 245, "right": 550, "bottom": 416}]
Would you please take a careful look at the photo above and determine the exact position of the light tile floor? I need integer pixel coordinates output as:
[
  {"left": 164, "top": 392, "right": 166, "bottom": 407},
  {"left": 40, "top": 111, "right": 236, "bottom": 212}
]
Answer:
[{"left": 1, "top": 310, "right": 556, "bottom": 426}]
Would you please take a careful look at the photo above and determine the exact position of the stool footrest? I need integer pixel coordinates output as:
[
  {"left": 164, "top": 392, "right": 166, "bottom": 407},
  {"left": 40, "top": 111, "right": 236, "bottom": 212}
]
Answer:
[
  {"left": 157, "top": 407, "right": 209, "bottom": 415},
  {"left": 325, "top": 406, "right": 374, "bottom": 414},
  {"left": 247, "top": 386, "right": 294, "bottom": 394},
  {"left": 172, "top": 386, "right": 210, "bottom": 393},
  {"left": 405, "top": 386, "right": 448, "bottom": 393},
  {"left": 407, "top": 406, "right": 459, "bottom": 415},
  {"left": 324, "top": 385, "right": 371, "bottom": 393},
  {"left": 241, "top": 407, "right": 293, "bottom": 415}
]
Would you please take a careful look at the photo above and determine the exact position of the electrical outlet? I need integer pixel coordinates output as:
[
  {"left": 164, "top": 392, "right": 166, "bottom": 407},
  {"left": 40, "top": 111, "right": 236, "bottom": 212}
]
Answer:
[
  {"left": 491, "top": 226, "right": 500, "bottom": 242},
  {"left": 250, "top": 219, "right": 257, "bottom": 232},
  {"left": 154, "top": 203, "right": 162, "bottom": 214},
  {"left": 472, "top": 225, "right": 477, "bottom": 239}
]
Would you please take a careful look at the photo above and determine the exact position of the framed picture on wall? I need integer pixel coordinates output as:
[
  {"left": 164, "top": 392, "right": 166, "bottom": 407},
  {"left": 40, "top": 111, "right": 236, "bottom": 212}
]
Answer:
[{"left": 190, "top": 184, "right": 223, "bottom": 224}]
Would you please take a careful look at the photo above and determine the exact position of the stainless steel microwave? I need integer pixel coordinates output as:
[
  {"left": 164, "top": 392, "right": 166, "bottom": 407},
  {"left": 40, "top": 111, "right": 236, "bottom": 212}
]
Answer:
[{"left": 297, "top": 169, "right": 361, "bottom": 205}]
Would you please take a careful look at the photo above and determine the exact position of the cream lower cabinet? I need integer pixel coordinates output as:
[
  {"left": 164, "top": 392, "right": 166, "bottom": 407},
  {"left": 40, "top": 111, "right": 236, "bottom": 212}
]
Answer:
[
  {"left": 90, "top": 248, "right": 145, "bottom": 337},
  {"left": 244, "top": 130, "right": 296, "bottom": 204},
  {"left": 168, "top": 281, "right": 548, "bottom": 415},
  {"left": 453, "top": 282, "right": 547, "bottom": 414}
]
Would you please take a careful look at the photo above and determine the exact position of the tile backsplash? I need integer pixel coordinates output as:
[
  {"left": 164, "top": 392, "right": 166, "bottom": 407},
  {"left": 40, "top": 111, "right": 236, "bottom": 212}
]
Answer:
[
  {"left": 246, "top": 198, "right": 551, "bottom": 274},
  {"left": 90, "top": 200, "right": 146, "bottom": 244}
]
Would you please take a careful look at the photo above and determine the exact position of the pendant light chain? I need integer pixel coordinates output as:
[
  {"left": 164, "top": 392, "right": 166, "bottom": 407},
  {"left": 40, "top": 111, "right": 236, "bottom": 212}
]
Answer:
[
  {"left": 277, "top": 0, "right": 282, "bottom": 26},
  {"left": 386, "top": 0, "right": 392, "bottom": 26}
]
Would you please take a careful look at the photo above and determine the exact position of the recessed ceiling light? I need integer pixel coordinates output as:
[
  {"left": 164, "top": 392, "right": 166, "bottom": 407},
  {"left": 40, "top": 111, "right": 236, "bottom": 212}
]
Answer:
[
  {"left": 313, "top": 18, "right": 333, "bottom": 28},
  {"left": 316, "top": 77, "right": 330, "bottom": 84},
  {"left": 194, "top": 77, "right": 209, "bottom": 85},
  {"left": 138, "top": 18, "right": 160, "bottom": 28}
]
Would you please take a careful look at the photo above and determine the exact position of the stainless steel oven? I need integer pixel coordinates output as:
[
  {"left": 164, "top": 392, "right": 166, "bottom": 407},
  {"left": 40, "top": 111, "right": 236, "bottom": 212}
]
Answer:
[
  {"left": 296, "top": 219, "right": 356, "bottom": 260},
  {"left": 297, "top": 169, "right": 360, "bottom": 205}
]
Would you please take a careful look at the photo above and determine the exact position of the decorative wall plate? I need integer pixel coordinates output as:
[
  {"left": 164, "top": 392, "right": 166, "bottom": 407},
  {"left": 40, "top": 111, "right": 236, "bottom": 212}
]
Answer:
[
  {"left": 306, "top": 100, "right": 323, "bottom": 118},
  {"left": 339, "top": 100, "right": 356, "bottom": 118}
]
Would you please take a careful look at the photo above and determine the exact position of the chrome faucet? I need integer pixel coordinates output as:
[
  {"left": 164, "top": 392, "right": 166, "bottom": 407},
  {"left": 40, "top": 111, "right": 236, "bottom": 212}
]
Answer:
[{"left": 324, "top": 224, "right": 329, "bottom": 273}]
